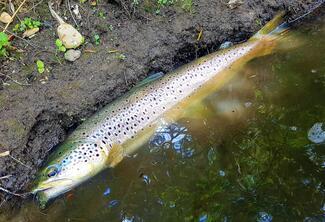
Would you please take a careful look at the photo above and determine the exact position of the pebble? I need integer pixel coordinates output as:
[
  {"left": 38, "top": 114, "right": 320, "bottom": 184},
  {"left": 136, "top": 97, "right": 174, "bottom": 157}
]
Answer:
[
  {"left": 64, "top": 49, "right": 81, "bottom": 62},
  {"left": 227, "top": 0, "right": 243, "bottom": 9},
  {"left": 0, "top": 12, "right": 12, "bottom": 24},
  {"left": 219, "top": 41, "right": 234, "bottom": 50}
]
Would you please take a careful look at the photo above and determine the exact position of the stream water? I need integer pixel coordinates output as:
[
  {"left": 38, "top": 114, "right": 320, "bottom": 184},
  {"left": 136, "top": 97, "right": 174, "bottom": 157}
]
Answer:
[{"left": 3, "top": 18, "right": 325, "bottom": 222}]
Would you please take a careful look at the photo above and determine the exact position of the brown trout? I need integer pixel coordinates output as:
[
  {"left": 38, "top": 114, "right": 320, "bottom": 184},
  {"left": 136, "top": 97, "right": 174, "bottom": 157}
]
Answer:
[{"left": 32, "top": 13, "right": 289, "bottom": 208}]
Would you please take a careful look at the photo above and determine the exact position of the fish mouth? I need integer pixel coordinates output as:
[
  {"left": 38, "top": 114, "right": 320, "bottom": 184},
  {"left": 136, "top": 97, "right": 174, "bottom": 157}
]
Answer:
[
  {"left": 32, "top": 177, "right": 74, "bottom": 193},
  {"left": 32, "top": 178, "right": 75, "bottom": 209}
]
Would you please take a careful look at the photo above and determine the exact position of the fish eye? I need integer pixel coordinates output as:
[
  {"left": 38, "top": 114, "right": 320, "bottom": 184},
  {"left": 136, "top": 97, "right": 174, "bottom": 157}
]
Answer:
[{"left": 46, "top": 165, "right": 60, "bottom": 177}]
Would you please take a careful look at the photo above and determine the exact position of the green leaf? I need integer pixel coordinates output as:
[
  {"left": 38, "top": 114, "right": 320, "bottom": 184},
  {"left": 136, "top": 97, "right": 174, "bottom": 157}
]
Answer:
[
  {"left": 94, "top": 34, "right": 100, "bottom": 45},
  {"left": 59, "top": 46, "right": 66, "bottom": 52},
  {"left": 0, "top": 32, "right": 9, "bottom": 46},
  {"left": 38, "top": 67, "right": 45, "bottom": 74},
  {"left": 0, "top": 48, "right": 8, "bottom": 57},
  {"left": 14, "top": 17, "right": 42, "bottom": 33},
  {"left": 55, "top": 39, "right": 63, "bottom": 48},
  {"left": 36, "top": 60, "right": 44, "bottom": 68},
  {"left": 36, "top": 60, "right": 45, "bottom": 73}
]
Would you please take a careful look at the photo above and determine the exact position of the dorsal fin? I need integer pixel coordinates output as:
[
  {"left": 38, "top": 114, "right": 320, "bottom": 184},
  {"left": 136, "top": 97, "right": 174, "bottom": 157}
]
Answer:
[{"left": 134, "top": 72, "right": 165, "bottom": 89}]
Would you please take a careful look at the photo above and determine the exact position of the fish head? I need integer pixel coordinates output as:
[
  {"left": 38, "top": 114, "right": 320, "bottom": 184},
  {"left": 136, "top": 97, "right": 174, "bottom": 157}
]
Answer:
[{"left": 32, "top": 141, "right": 105, "bottom": 208}]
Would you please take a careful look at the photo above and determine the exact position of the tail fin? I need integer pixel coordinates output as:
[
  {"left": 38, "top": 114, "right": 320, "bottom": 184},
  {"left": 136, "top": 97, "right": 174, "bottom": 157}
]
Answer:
[
  {"left": 245, "top": 12, "right": 302, "bottom": 58},
  {"left": 249, "top": 12, "right": 288, "bottom": 41}
]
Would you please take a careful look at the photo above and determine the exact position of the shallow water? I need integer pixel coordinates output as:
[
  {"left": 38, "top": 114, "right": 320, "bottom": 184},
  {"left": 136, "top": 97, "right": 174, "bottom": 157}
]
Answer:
[{"left": 4, "top": 19, "right": 325, "bottom": 222}]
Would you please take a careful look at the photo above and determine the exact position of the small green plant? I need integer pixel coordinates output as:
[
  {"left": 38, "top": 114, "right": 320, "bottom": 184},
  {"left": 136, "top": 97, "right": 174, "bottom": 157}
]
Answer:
[
  {"left": 157, "top": 0, "right": 174, "bottom": 6},
  {"left": 181, "top": 0, "right": 192, "bottom": 12},
  {"left": 108, "top": 24, "right": 113, "bottom": 31},
  {"left": 132, "top": 0, "right": 140, "bottom": 7},
  {"left": 13, "top": 17, "right": 42, "bottom": 32},
  {"left": 0, "top": 32, "right": 10, "bottom": 57},
  {"left": 94, "top": 34, "right": 100, "bottom": 45},
  {"left": 255, "top": 19, "right": 262, "bottom": 26},
  {"left": 36, "top": 60, "right": 45, "bottom": 74},
  {"left": 115, "top": 53, "right": 126, "bottom": 61},
  {"left": 55, "top": 39, "right": 66, "bottom": 52},
  {"left": 155, "top": 0, "right": 192, "bottom": 13},
  {"left": 98, "top": 11, "right": 106, "bottom": 19}
]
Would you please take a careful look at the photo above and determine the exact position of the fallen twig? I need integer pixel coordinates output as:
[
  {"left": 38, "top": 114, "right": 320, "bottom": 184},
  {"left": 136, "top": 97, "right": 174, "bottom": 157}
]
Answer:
[
  {"left": 0, "top": 24, "right": 40, "bottom": 49},
  {"left": 67, "top": 0, "right": 78, "bottom": 27},
  {"left": 24, "top": 0, "right": 44, "bottom": 13},
  {"left": 84, "top": 49, "right": 96, "bottom": 53},
  {"left": 0, "top": 175, "right": 12, "bottom": 180},
  {"left": 0, "top": 73, "right": 31, "bottom": 86},
  {"left": 9, "top": 154, "right": 32, "bottom": 169},
  {"left": 0, "top": 186, "right": 25, "bottom": 198},
  {"left": 2, "top": 0, "right": 28, "bottom": 32}
]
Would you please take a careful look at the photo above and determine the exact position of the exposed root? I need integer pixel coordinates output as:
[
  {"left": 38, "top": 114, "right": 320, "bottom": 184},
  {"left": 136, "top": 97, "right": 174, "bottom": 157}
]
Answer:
[{"left": 0, "top": 175, "right": 12, "bottom": 180}]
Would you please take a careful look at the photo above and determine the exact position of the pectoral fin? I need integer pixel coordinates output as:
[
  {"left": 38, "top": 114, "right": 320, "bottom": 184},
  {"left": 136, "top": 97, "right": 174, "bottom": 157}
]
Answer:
[{"left": 106, "top": 144, "right": 124, "bottom": 167}]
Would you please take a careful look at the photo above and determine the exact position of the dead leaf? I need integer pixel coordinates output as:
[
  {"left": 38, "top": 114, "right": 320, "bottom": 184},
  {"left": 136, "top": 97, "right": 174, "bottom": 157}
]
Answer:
[
  {"left": 0, "top": 151, "right": 10, "bottom": 157},
  {"left": 22, "top": 27, "right": 39, "bottom": 38},
  {"left": 0, "top": 12, "right": 13, "bottom": 24}
]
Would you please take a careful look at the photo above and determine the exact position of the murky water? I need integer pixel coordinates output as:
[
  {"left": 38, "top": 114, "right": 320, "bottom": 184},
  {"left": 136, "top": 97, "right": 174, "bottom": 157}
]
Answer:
[{"left": 4, "top": 19, "right": 325, "bottom": 222}]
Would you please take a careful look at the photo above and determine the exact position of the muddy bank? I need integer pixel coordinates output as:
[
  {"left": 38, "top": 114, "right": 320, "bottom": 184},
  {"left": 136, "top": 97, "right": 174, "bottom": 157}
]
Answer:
[{"left": 0, "top": 0, "right": 322, "bottom": 211}]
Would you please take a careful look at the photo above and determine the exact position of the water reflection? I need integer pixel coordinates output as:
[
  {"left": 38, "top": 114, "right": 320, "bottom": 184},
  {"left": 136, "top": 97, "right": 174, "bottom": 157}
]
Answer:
[
  {"left": 308, "top": 122, "right": 325, "bottom": 144},
  {"left": 149, "top": 123, "right": 194, "bottom": 158},
  {"left": 257, "top": 212, "right": 273, "bottom": 222}
]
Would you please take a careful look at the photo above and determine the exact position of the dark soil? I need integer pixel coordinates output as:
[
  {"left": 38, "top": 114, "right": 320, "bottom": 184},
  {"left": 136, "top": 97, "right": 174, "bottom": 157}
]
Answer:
[{"left": 0, "top": 0, "right": 323, "bottom": 212}]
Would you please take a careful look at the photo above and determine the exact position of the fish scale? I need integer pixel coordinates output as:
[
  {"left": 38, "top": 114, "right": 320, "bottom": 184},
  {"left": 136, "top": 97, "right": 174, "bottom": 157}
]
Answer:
[
  {"left": 33, "top": 13, "right": 288, "bottom": 208},
  {"left": 77, "top": 43, "right": 255, "bottom": 152}
]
